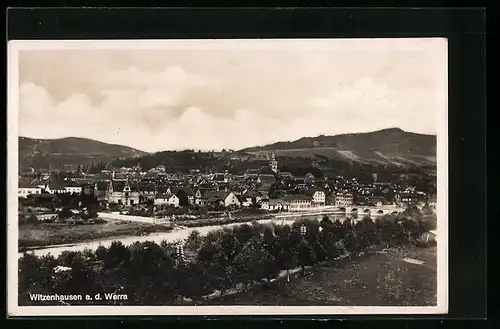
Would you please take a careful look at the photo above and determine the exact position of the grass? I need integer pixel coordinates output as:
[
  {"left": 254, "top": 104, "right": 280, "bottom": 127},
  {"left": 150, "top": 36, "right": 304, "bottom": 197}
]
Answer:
[
  {"left": 205, "top": 246, "right": 437, "bottom": 306},
  {"left": 18, "top": 219, "right": 172, "bottom": 251}
]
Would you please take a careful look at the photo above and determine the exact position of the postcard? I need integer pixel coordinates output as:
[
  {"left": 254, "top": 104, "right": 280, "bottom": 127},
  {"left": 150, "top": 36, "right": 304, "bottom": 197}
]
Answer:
[{"left": 8, "top": 38, "right": 448, "bottom": 316}]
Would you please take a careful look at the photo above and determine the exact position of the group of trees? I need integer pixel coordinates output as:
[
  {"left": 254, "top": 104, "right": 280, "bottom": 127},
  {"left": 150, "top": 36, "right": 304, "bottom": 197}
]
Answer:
[{"left": 19, "top": 212, "right": 435, "bottom": 306}]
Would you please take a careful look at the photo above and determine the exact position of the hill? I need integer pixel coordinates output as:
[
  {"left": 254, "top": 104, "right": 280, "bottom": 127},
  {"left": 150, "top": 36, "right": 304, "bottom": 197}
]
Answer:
[
  {"left": 239, "top": 128, "right": 436, "bottom": 167},
  {"left": 18, "top": 137, "right": 148, "bottom": 170}
]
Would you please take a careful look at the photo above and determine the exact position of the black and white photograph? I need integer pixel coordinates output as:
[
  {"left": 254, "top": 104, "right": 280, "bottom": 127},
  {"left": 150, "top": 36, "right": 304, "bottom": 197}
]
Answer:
[{"left": 8, "top": 38, "right": 448, "bottom": 316}]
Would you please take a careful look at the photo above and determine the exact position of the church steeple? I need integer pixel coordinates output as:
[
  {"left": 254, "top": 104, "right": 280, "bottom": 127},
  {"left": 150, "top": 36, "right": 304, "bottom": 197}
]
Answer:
[{"left": 269, "top": 152, "right": 278, "bottom": 173}]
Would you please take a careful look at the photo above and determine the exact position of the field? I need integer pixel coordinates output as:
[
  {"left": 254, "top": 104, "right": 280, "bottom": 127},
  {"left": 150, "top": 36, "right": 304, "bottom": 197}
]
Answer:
[
  {"left": 206, "top": 246, "right": 437, "bottom": 306},
  {"left": 18, "top": 219, "right": 172, "bottom": 250}
]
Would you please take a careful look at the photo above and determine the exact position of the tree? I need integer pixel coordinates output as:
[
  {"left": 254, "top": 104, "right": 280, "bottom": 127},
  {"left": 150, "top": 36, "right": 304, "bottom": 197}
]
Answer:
[
  {"left": 184, "top": 230, "right": 203, "bottom": 251},
  {"left": 275, "top": 225, "right": 296, "bottom": 282},
  {"left": 58, "top": 207, "right": 72, "bottom": 220},
  {"left": 295, "top": 240, "right": 316, "bottom": 275},
  {"left": 178, "top": 262, "right": 210, "bottom": 305},
  {"left": 104, "top": 241, "right": 131, "bottom": 270},
  {"left": 234, "top": 237, "right": 280, "bottom": 289}
]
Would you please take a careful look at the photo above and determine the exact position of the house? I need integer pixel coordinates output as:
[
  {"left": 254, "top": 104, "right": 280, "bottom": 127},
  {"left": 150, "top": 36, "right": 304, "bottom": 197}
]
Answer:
[
  {"left": 139, "top": 182, "right": 157, "bottom": 201},
  {"left": 335, "top": 192, "right": 353, "bottom": 207},
  {"left": 154, "top": 194, "right": 180, "bottom": 207},
  {"left": 194, "top": 188, "right": 213, "bottom": 206},
  {"left": 43, "top": 180, "right": 68, "bottom": 194},
  {"left": 203, "top": 191, "right": 241, "bottom": 208},
  {"left": 281, "top": 195, "right": 312, "bottom": 211},
  {"left": 18, "top": 180, "right": 42, "bottom": 198},
  {"left": 307, "top": 188, "right": 326, "bottom": 206},
  {"left": 64, "top": 181, "right": 83, "bottom": 194},
  {"left": 105, "top": 179, "right": 140, "bottom": 206}
]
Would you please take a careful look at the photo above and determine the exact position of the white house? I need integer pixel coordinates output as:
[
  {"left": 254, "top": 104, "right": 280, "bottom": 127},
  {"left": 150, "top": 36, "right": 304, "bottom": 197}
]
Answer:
[
  {"left": 18, "top": 181, "right": 42, "bottom": 198},
  {"left": 335, "top": 192, "right": 353, "bottom": 207},
  {"left": 154, "top": 194, "right": 180, "bottom": 207},
  {"left": 307, "top": 188, "right": 326, "bottom": 206},
  {"left": 204, "top": 191, "right": 241, "bottom": 208}
]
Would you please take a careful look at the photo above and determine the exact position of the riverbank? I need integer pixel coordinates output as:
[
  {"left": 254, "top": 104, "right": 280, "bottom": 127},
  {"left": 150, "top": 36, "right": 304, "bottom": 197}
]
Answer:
[{"left": 18, "top": 219, "right": 173, "bottom": 252}]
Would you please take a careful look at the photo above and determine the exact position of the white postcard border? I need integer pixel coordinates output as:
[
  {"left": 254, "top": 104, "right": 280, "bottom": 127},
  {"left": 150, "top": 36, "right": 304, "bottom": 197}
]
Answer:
[{"left": 7, "top": 39, "right": 449, "bottom": 317}]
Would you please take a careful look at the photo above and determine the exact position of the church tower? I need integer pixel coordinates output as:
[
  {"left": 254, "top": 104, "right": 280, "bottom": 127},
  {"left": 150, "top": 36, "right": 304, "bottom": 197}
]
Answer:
[{"left": 269, "top": 152, "right": 278, "bottom": 173}]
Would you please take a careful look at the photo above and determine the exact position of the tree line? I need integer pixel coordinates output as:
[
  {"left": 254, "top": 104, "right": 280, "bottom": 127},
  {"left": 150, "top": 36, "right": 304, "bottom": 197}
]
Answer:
[{"left": 19, "top": 212, "right": 436, "bottom": 306}]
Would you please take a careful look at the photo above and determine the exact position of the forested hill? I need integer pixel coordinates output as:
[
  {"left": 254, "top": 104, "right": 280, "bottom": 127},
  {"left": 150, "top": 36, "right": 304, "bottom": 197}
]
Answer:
[
  {"left": 19, "top": 137, "right": 148, "bottom": 170},
  {"left": 239, "top": 128, "right": 436, "bottom": 167}
]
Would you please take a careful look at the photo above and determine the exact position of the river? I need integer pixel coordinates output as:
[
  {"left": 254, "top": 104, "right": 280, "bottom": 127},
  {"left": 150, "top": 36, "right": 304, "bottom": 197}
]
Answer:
[{"left": 18, "top": 212, "right": 353, "bottom": 259}]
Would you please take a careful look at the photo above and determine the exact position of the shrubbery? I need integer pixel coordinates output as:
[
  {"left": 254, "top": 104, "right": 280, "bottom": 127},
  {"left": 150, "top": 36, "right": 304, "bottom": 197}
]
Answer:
[{"left": 19, "top": 214, "right": 433, "bottom": 306}]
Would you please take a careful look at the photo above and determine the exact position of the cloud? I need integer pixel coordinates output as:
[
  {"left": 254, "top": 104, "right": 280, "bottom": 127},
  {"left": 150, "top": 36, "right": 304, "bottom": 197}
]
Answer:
[
  {"left": 18, "top": 72, "right": 436, "bottom": 152},
  {"left": 18, "top": 43, "right": 445, "bottom": 153}
]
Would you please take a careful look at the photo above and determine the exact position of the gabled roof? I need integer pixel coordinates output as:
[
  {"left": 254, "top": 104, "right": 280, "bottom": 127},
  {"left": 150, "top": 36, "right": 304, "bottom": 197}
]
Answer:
[{"left": 203, "top": 190, "right": 232, "bottom": 202}]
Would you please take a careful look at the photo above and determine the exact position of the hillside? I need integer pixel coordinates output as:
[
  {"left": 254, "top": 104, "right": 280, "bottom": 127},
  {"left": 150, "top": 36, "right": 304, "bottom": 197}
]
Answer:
[
  {"left": 18, "top": 137, "right": 148, "bottom": 170},
  {"left": 239, "top": 128, "right": 437, "bottom": 166}
]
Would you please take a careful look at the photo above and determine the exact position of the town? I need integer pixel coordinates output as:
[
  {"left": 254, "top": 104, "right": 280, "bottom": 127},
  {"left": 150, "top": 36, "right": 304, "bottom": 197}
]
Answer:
[{"left": 18, "top": 151, "right": 437, "bottom": 224}]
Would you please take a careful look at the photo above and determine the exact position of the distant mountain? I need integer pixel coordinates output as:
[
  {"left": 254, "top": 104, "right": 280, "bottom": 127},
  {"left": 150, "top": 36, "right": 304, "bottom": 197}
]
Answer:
[
  {"left": 18, "top": 137, "right": 148, "bottom": 170},
  {"left": 239, "top": 128, "right": 437, "bottom": 167}
]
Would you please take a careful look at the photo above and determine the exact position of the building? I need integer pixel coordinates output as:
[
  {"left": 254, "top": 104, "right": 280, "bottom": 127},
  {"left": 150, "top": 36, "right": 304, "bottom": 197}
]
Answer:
[
  {"left": 203, "top": 191, "right": 241, "bottom": 208},
  {"left": 335, "top": 192, "right": 353, "bottom": 208},
  {"left": 261, "top": 198, "right": 289, "bottom": 211},
  {"left": 269, "top": 153, "right": 278, "bottom": 173},
  {"left": 64, "top": 181, "right": 83, "bottom": 194},
  {"left": 18, "top": 180, "right": 42, "bottom": 198},
  {"left": 138, "top": 182, "right": 157, "bottom": 202},
  {"left": 43, "top": 180, "right": 68, "bottom": 194},
  {"left": 307, "top": 188, "right": 326, "bottom": 206},
  {"left": 281, "top": 195, "right": 312, "bottom": 211},
  {"left": 105, "top": 179, "right": 140, "bottom": 206},
  {"left": 154, "top": 194, "right": 180, "bottom": 207}
]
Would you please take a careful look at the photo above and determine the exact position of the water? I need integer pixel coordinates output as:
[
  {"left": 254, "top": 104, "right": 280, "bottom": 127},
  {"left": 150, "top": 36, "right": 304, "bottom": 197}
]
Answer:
[{"left": 17, "top": 212, "right": 355, "bottom": 259}]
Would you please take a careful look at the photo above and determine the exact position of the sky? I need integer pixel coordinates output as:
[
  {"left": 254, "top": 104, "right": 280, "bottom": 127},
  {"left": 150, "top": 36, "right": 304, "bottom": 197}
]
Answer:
[{"left": 15, "top": 38, "right": 447, "bottom": 152}]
